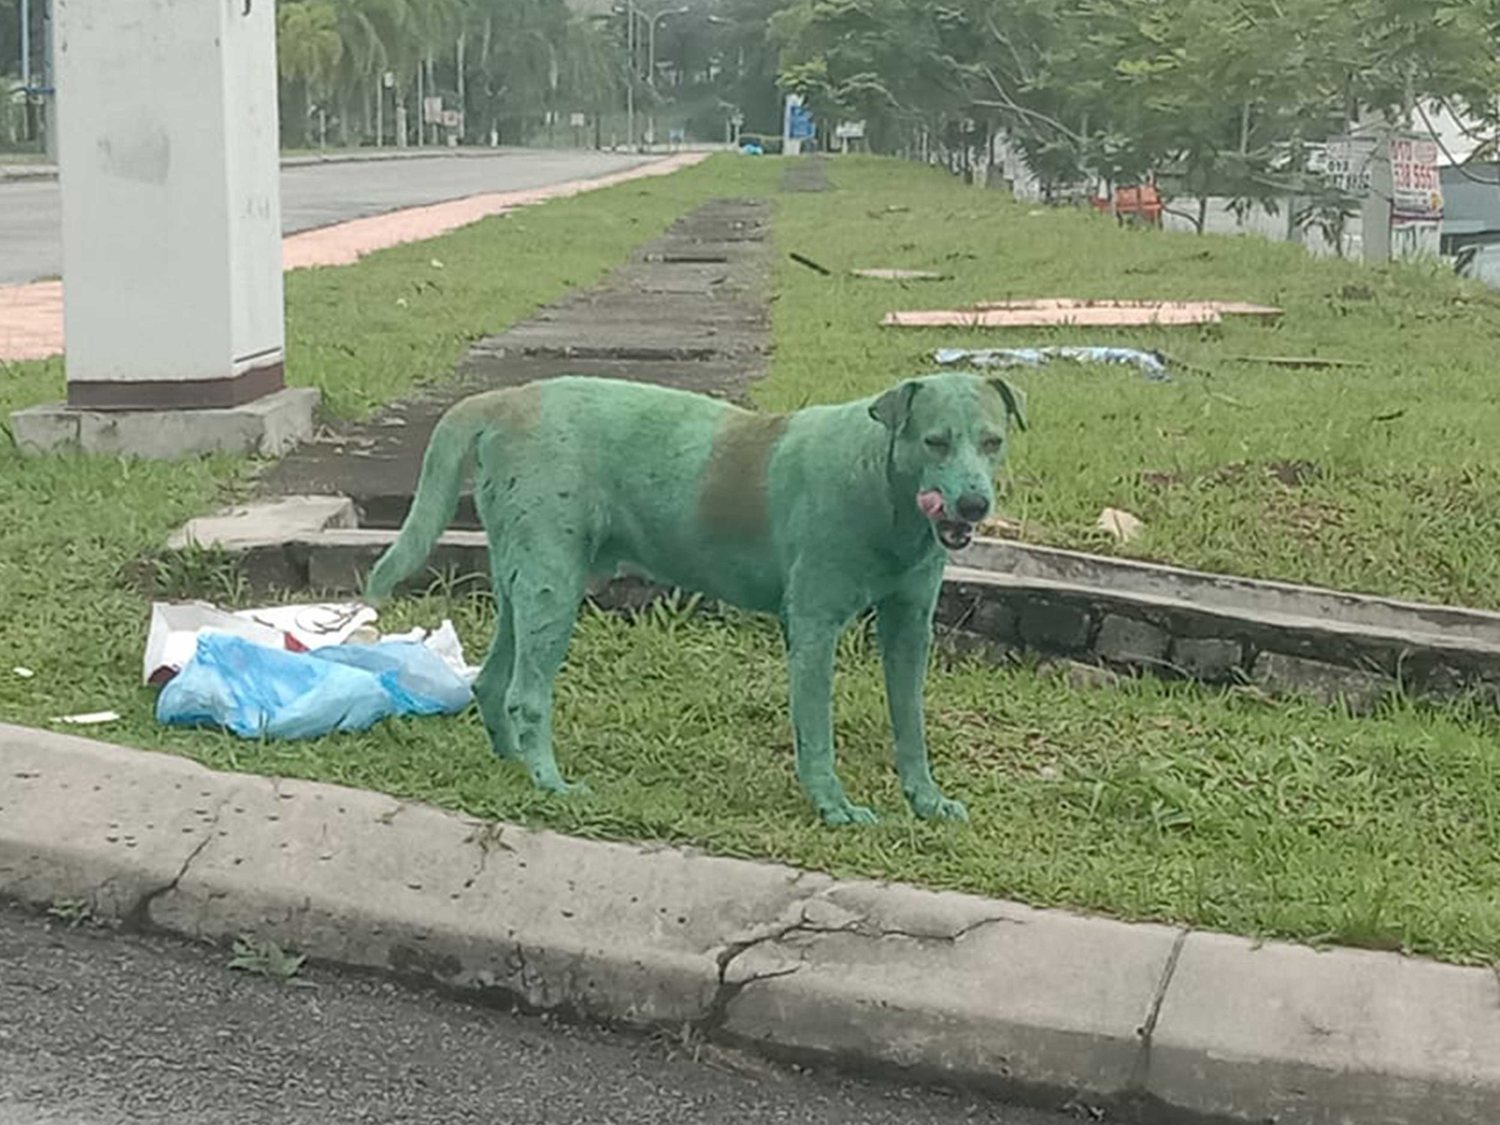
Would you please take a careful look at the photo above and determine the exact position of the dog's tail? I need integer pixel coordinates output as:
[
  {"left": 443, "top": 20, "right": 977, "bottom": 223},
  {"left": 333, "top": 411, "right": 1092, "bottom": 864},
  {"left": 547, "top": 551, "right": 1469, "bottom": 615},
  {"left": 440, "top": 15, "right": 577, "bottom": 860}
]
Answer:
[{"left": 365, "top": 407, "right": 480, "bottom": 602}]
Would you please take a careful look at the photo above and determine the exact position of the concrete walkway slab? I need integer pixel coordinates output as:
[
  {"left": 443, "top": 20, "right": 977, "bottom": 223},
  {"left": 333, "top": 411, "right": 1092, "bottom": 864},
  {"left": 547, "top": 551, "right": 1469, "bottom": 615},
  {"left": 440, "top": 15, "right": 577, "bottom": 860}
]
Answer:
[
  {"left": 3, "top": 723, "right": 1499, "bottom": 1124},
  {"left": 0, "top": 153, "right": 708, "bottom": 365}
]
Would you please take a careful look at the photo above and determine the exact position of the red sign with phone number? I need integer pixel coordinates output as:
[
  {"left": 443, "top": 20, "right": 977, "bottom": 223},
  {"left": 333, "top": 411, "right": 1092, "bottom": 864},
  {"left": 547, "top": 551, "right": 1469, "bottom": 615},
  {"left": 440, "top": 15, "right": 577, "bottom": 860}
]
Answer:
[{"left": 1390, "top": 136, "right": 1443, "bottom": 221}]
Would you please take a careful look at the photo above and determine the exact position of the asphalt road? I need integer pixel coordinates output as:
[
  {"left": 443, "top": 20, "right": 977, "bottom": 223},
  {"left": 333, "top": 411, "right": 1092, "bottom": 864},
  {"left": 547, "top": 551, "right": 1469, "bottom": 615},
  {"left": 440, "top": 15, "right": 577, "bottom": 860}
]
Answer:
[
  {"left": 0, "top": 902, "right": 1087, "bottom": 1125},
  {"left": 0, "top": 149, "right": 652, "bottom": 285}
]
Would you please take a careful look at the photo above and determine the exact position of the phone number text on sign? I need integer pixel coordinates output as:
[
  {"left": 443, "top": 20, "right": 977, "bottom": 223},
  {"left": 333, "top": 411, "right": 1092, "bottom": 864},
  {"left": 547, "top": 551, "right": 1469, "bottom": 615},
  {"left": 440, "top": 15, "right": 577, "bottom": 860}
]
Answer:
[{"left": 1390, "top": 136, "right": 1443, "bottom": 221}]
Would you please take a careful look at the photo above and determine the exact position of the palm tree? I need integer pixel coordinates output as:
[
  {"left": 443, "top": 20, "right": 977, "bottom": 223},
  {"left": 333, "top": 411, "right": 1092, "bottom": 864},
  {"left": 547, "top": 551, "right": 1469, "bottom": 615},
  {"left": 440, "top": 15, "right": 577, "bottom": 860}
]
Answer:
[
  {"left": 328, "top": 0, "right": 397, "bottom": 144},
  {"left": 558, "top": 15, "right": 624, "bottom": 143},
  {"left": 404, "top": 0, "right": 466, "bottom": 144},
  {"left": 277, "top": 1, "right": 344, "bottom": 146},
  {"left": 465, "top": 0, "right": 569, "bottom": 145},
  {"left": 277, "top": 0, "right": 618, "bottom": 149}
]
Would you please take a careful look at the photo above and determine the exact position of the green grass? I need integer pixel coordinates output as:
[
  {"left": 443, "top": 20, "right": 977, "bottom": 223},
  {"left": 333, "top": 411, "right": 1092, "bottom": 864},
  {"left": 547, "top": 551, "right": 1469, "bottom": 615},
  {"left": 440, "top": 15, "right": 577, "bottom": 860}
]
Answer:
[
  {"left": 766, "top": 157, "right": 1500, "bottom": 609},
  {"left": 6, "top": 154, "right": 1500, "bottom": 965},
  {"left": 47, "top": 588, "right": 1500, "bottom": 965}
]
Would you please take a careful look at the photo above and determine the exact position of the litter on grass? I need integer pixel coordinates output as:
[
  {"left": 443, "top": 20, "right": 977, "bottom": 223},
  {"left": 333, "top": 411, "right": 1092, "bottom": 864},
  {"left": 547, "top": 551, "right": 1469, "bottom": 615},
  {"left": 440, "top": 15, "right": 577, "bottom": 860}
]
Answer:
[
  {"left": 53, "top": 711, "right": 121, "bottom": 726},
  {"left": 934, "top": 345, "right": 1169, "bottom": 381},
  {"left": 147, "top": 601, "right": 479, "bottom": 741},
  {"left": 883, "top": 298, "right": 1282, "bottom": 329},
  {"left": 851, "top": 268, "right": 947, "bottom": 281},
  {"left": 1226, "top": 355, "right": 1367, "bottom": 369},
  {"left": 377, "top": 619, "right": 481, "bottom": 683},
  {"left": 1096, "top": 507, "right": 1146, "bottom": 543},
  {"left": 143, "top": 601, "right": 377, "bottom": 685}
]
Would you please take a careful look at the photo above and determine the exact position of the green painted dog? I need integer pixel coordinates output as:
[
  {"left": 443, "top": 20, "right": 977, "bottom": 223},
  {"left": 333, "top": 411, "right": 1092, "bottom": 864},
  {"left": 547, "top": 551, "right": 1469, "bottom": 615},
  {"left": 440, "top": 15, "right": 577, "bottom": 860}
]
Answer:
[{"left": 365, "top": 371, "right": 1026, "bottom": 826}]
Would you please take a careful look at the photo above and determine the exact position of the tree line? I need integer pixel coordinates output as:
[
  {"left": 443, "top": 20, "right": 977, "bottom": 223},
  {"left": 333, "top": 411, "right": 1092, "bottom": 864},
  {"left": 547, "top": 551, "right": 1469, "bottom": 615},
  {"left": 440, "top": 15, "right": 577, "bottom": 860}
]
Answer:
[
  {"left": 8, "top": 0, "right": 1500, "bottom": 206},
  {"left": 770, "top": 0, "right": 1500, "bottom": 215},
  {"left": 271, "top": 0, "right": 788, "bottom": 148}
]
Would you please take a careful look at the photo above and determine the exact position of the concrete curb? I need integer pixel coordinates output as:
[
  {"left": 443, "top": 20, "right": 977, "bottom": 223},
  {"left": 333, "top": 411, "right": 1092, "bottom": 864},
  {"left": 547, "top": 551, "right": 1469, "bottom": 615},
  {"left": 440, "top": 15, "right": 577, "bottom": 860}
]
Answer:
[{"left": 3, "top": 723, "right": 1498, "bottom": 1124}]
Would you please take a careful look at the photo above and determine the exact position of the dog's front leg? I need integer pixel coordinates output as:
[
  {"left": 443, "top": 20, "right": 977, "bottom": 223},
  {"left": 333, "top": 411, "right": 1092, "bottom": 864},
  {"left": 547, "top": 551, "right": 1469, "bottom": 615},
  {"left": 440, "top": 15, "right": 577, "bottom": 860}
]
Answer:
[
  {"left": 876, "top": 582, "right": 969, "bottom": 823},
  {"left": 782, "top": 613, "right": 876, "bottom": 826}
]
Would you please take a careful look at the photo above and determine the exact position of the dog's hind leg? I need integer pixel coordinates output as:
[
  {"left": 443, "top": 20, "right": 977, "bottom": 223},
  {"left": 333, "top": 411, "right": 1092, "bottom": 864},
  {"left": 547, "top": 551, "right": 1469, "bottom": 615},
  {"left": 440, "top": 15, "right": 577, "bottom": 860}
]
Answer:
[
  {"left": 504, "top": 557, "right": 588, "bottom": 795},
  {"left": 472, "top": 588, "right": 521, "bottom": 761},
  {"left": 876, "top": 577, "right": 969, "bottom": 823},
  {"left": 782, "top": 609, "right": 876, "bottom": 826}
]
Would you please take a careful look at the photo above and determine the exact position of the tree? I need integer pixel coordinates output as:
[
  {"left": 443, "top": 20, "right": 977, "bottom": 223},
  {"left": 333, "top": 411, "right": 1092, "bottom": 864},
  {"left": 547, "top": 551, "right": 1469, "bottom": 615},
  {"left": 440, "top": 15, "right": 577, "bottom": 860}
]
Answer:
[
  {"left": 767, "top": 0, "right": 1500, "bottom": 226},
  {"left": 772, "top": 0, "right": 963, "bottom": 153},
  {"left": 277, "top": 1, "right": 344, "bottom": 147},
  {"left": 461, "top": 0, "right": 569, "bottom": 144}
]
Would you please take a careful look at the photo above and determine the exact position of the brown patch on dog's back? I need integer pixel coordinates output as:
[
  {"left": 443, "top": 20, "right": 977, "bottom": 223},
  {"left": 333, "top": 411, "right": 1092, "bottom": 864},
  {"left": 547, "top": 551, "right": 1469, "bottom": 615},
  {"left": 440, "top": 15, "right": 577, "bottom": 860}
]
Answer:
[
  {"left": 464, "top": 382, "right": 544, "bottom": 435},
  {"left": 698, "top": 410, "right": 788, "bottom": 539}
]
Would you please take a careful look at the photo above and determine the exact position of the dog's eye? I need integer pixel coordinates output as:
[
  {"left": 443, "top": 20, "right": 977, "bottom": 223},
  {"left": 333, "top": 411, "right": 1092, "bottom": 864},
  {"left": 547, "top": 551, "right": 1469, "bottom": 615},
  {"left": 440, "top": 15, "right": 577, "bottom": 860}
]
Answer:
[
  {"left": 923, "top": 434, "right": 950, "bottom": 451},
  {"left": 980, "top": 437, "right": 1004, "bottom": 455}
]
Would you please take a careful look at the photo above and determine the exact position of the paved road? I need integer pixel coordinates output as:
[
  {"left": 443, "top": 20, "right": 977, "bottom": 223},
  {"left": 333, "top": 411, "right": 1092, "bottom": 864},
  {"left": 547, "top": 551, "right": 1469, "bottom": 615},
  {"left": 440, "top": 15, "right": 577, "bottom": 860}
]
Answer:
[
  {"left": 0, "top": 150, "right": 652, "bottom": 285},
  {"left": 0, "top": 902, "right": 1085, "bottom": 1125}
]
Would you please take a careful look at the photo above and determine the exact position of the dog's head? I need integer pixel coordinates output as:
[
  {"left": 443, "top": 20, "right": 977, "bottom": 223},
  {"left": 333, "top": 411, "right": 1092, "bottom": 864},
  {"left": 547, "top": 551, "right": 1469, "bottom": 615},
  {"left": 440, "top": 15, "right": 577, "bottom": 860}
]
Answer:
[{"left": 869, "top": 371, "right": 1027, "bottom": 551}]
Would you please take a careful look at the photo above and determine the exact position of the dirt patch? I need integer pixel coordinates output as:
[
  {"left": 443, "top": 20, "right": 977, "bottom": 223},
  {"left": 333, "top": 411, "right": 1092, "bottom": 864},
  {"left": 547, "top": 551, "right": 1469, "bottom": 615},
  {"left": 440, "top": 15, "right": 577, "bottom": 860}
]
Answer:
[
  {"left": 1263, "top": 494, "right": 1346, "bottom": 539},
  {"left": 1203, "top": 460, "right": 1322, "bottom": 489}
]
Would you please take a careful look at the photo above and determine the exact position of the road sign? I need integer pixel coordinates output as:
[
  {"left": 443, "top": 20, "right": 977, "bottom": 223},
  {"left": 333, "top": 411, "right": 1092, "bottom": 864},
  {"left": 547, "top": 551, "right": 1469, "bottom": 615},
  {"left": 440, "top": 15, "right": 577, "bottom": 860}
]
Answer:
[
  {"left": 1325, "top": 134, "right": 1376, "bottom": 195},
  {"left": 1389, "top": 135, "right": 1443, "bottom": 223},
  {"left": 834, "top": 120, "right": 865, "bottom": 140},
  {"left": 569, "top": 112, "right": 586, "bottom": 128},
  {"left": 787, "top": 103, "right": 814, "bottom": 141}
]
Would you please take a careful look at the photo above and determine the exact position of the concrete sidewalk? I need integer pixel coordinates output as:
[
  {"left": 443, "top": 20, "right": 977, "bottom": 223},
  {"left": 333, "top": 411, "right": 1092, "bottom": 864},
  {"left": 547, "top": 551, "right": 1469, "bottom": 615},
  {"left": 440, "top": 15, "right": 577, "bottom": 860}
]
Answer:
[
  {"left": 3, "top": 723, "right": 1497, "bottom": 1124},
  {"left": 0, "top": 151, "right": 708, "bottom": 364}
]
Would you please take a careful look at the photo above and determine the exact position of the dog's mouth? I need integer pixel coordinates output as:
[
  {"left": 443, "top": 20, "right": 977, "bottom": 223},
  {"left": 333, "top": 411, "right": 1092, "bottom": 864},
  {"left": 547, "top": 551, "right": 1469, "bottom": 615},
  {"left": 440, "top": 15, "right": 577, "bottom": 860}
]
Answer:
[{"left": 936, "top": 519, "right": 974, "bottom": 551}]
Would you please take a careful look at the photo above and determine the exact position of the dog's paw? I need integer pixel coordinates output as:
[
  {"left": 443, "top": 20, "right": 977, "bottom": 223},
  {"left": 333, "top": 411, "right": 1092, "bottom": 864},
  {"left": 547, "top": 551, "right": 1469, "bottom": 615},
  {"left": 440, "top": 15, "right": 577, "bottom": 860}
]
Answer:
[
  {"left": 909, "top": 790, "right": 969, "bottom": 823},
  {"left": 820, "top": 801, "right": 879, "bottom": 827},
  {"left": 533, "top": 773, "right": 591, "bottom": 797}
]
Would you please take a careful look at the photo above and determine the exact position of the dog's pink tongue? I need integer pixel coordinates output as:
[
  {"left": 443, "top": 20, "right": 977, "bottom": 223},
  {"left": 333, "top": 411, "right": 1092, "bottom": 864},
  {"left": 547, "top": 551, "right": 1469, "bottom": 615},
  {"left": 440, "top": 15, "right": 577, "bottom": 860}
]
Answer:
[{"left": 916, "top": 490, "right": 945, "bottom": 519}]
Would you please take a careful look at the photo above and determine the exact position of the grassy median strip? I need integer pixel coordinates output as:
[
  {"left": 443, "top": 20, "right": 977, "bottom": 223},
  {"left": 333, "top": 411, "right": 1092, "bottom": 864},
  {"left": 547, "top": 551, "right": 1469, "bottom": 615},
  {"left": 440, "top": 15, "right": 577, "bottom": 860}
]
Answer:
[
  {"left": 766, "top": 157, "right": 1500, "bottom": 610},
  {"left": 4, "top": 155, "right": 1500, "bottom": 965}
]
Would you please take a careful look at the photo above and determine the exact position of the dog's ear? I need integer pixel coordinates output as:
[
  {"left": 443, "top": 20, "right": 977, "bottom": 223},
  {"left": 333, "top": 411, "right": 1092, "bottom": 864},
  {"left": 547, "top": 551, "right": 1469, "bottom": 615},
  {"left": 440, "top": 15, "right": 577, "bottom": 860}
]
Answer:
[
  {"left": 869, "top": 381, "right": 920, "bottom": 431},
  {"left": 988, "top": 378, "right": 1028, "bottom": 432}
]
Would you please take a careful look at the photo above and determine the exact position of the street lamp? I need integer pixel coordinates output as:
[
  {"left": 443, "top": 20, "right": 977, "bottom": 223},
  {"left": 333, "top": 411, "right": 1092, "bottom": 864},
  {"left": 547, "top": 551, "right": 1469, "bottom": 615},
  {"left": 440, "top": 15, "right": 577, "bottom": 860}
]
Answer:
[
  {"left": 646, "top": 6, "right": 690, "bottom": 90},
  {"left": 603, "top": 2, "right": 689, "bottom": 151},
  {"left": 643, "top": 5, "right": 689, "bottom": 149}
]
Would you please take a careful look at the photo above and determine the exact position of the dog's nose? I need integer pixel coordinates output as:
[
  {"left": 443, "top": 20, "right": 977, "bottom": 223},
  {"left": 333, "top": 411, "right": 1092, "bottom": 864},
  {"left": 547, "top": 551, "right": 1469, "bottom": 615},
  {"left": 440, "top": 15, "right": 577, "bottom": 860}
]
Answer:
[{"left": 956, "top": 493, "right": 990, "bottom": 523}]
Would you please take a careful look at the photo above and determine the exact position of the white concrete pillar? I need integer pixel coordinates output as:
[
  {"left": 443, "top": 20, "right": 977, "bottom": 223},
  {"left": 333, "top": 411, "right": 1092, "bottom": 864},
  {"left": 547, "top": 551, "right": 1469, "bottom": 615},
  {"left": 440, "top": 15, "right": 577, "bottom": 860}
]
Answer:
[{"left": 56, "top": 0, "right": 285, "bottom": 413}]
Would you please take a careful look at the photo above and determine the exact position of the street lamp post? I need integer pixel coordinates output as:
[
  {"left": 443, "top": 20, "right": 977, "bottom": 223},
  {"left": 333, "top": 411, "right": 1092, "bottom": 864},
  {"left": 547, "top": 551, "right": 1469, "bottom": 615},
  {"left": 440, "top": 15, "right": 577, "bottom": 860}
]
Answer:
[
  {"left": 607, "top": 2, "right": 688, "bottom": 152},
  {"left": 641, "top": 5, "right": 688, "bottom": 150},
  {"left": 625, "top": 0, "right": 636, "bottom": 152}
]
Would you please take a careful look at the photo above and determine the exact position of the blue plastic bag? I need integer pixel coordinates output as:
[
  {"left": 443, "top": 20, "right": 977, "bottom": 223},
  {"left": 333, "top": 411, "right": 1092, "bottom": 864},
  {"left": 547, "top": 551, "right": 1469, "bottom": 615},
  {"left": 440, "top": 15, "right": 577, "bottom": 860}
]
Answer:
[
  {"left": 156, "top": 632, "right": 472, "bottom": 741},
  {"left": 311, "top": 641, "right": 473, "bottom": 717}
]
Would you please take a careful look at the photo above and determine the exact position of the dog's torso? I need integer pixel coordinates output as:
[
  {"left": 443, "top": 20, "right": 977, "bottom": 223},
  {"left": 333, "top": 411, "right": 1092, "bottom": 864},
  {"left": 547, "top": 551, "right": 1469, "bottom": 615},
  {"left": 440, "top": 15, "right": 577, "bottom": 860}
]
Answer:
[
  {"left": 460, "top": 376, "right": 943, "bottom": 620},
  {"left": 366, "top": 369, "right": 1023, "bottom": 823}
]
